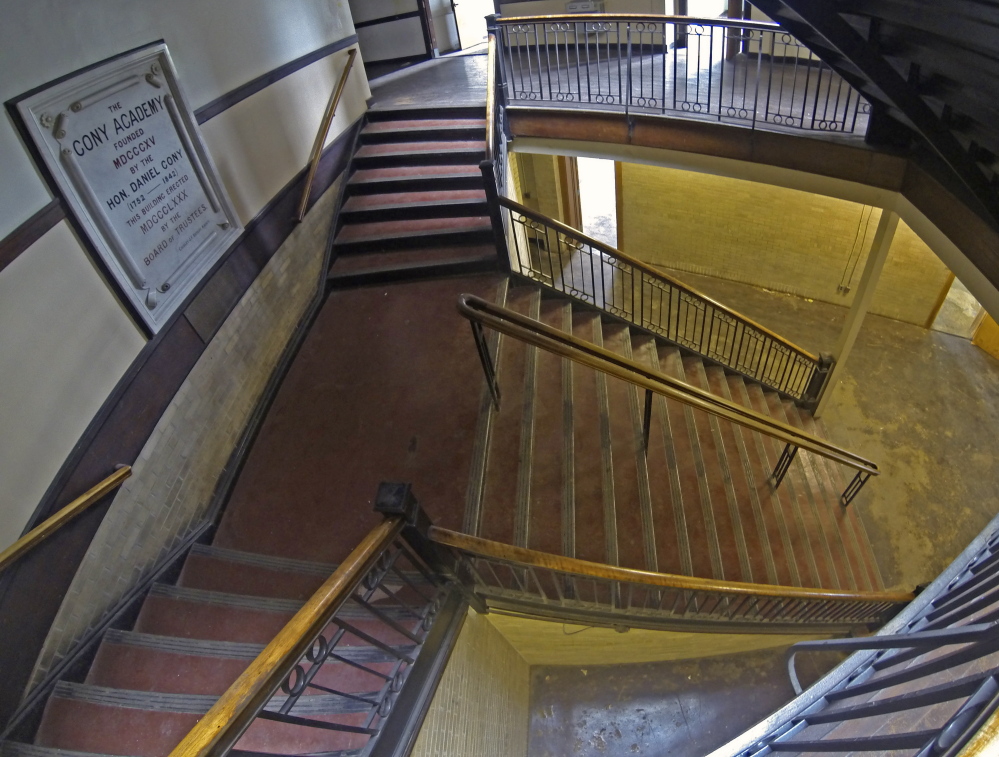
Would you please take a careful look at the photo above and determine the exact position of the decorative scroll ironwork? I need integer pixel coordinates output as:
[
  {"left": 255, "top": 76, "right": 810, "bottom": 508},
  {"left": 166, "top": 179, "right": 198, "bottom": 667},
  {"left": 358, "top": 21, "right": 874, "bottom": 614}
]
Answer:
[
  {"left": 496, "top": 16, "right": 869, "bottom": 135},
  {"left": 262, "top": 538, "right": 449, "bottom": 751},
  {"left": 500, "top": 198, "right": 820, "bottom": 400}
]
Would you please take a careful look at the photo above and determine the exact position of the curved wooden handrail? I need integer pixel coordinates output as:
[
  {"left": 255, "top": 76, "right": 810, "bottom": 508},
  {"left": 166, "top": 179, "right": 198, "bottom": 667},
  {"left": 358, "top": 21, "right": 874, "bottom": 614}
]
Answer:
[
  {"left": 0, "top": 466, "right": 131, "bottom": 574},
  {"left": 498, "top": 195, "right": 819, "bottom": 364},
  {"left": 484, "top": 32, "right": 498, "bottom": 162},
  {"left": 169, "top": 515, "right": 405, "bottom": 757},
  {"left": 295, "top": 47, "right": 357, "bottom": 222},
  {"left": 459, "top": 292, "right": 878, "bottom": 477},
  {"left": 430, "top": 526, "right": 914, "bottom": 603},
  {"left": 497, "top": 13, "right": 782, "bottom": 33}
]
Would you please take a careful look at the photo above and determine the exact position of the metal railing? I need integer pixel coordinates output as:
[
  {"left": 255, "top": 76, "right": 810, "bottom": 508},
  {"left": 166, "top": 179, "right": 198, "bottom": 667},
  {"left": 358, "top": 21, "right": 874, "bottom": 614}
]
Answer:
[
  {"left": 709, "top": 511, "right": 999, "bottom": 757},
  {"left": 0, "top": 466, "right": 131, "bottom": 575},
  {"left": 458, "top": 292, "right": 877, "bottom": 505},
  {"left": 430, "top": 527, "right": 912, "bottom": 633},
  {"left": 169, "top": 487, "right": 456, "bottom": 757},
  {"left": 495, "top": 196, "right": 830, "bottom": 402},
  {"left": 496, "top": 14, "right": 870, "bottom": 134}
]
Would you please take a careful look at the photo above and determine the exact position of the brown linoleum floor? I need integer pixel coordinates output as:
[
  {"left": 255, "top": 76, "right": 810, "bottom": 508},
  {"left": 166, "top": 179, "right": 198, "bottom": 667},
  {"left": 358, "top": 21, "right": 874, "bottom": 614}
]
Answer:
[{"left": 528, "top": 646, "right": 846, "bottom": 757}]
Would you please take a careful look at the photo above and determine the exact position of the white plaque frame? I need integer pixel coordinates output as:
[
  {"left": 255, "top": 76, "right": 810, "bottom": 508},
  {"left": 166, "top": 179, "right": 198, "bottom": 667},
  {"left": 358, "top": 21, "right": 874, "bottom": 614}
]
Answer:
[{"left": 13, "top": 42, "right": 242, "bottom": 334}]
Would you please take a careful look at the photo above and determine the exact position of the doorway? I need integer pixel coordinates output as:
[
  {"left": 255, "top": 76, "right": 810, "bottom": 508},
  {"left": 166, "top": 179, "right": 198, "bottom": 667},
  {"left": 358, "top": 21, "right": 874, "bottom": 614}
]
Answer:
[{"left": 452, "top": 0, "right": 492, "bottom": 50}]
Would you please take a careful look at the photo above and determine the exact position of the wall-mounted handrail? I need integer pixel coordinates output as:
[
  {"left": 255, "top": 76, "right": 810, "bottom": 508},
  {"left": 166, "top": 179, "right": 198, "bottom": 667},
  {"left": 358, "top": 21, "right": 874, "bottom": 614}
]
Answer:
[
  {"left": 431, "top": 526, "right": 912, "bottom": 604},
  {"left": 295, "top": 47, "right": 357, "bottom": 222},
  {"left": 459, "top": 292, "right": 878, "bottom": 503},
  {"left": 169, "top": 515, "right": 405, "bottom": 757},
  {"left": 0, "top": 466, "right": 131, "bottom": 575}
]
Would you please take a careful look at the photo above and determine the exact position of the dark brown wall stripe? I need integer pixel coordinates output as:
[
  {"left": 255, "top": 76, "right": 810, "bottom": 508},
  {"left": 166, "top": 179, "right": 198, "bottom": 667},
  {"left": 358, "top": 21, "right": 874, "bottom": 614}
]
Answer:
[
  {"left": 0, "top": 199, "right": 66, "bottom": 275},
  {"left": 354, "top": 11, "right": 422, "bottom": 29},
  {"left": 194, "top": 34, "right": 359, "bottom": 124}
]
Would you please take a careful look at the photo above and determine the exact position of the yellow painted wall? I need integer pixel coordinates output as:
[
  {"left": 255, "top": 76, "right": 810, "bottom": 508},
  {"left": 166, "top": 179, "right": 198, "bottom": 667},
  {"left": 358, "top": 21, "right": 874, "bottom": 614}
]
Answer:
[
  {"left": 618, "top": 163, "right": 952, "bottom": 327},
  {"left": 411, "top": 610, "right": 530, "bottom": 757},
  {"left": 485, "top": 612, "right": 830, "bottom": 666},
  {"left": 973, "top": 313, "right": 999, "bottom": 361},
  {"left": 513, "top": 152, "right": 564, "bottom": 222}
]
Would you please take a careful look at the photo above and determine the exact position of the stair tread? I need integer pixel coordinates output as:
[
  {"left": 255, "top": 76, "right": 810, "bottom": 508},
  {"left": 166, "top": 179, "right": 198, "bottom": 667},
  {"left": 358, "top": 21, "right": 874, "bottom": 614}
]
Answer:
[
  {"left": 355, "top": 141, "right": 485, "bottom": 158},
  {"left": 342, "top": 190, "right": 486, "bottom": 211},
  {"left": 350, "top": 165, "right": 482, "bottom": 183},
  {"left": 51, "top": 682, "right": 377, "bottom": 715},
  {"left": 363, "top": 118, "right": 486, "bottom": 132},
  {"left": 335, "top": 216, "right": 492, "bottom": 244}
]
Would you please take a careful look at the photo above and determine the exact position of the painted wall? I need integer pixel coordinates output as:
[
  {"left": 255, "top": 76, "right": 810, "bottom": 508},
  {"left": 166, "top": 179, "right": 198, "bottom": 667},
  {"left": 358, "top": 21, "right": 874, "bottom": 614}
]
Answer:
[
  {"left": 410, "top": 610, "right": 531, "bottom": 757},
  {"left": 348, "top": 0, "right": 429, "bottom": 63},
  {"left": 0, "top": 0, "right": 368, "bottom": 550},
  {"left": 617, "top": 162, "right": 952, "bottom": 327}
]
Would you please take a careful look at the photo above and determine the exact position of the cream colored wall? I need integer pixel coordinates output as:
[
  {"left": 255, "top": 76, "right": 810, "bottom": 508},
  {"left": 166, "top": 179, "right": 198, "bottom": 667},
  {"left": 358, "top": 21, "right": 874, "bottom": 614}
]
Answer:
[
  {"left": 514, "top": 153, "right": 564, "bottom": 222},
  {"left": 618, "top": 162, "right": 952, "bottom": 327},
  {"left": 411, "top": 610, "right": 530, "bottom": 757},
  {"left": 0, "top": 0, "right": 368, "bottom": 550},
  {"left": 485, "top": 613, "right": 829, "bottom": 666},
  {"left": 0, "top": 224, "right": 147, "bottom": 550}
]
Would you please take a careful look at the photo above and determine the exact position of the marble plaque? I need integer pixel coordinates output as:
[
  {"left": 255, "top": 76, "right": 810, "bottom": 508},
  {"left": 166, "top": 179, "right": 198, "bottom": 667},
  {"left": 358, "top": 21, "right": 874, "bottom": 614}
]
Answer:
[{"left": 14, "top": 42, "right": 242, "bottom": 333}]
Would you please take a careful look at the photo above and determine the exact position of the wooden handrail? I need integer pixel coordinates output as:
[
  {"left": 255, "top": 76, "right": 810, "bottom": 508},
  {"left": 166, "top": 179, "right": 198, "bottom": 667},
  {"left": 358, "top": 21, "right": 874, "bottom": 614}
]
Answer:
[
  {"left": 498, "top": 195, "right": 820, "bottom": 363},
  {"left": 0, "top": 466, "right": 131, "bottom": 574},
  {"left": 295, "top": 47, "right": 357, "bottom": 222},
  {"left": 169, "top": 516, "right": 405, "bottom": 757},
  {"left": 430, "top": 526, "right": 915, "bottom": 603},
  {"left": 459, "top": 293, "right": 879, "bottom": 477},
  {"left": 484, "top": 32, "right": 498, "bottom": 162}
]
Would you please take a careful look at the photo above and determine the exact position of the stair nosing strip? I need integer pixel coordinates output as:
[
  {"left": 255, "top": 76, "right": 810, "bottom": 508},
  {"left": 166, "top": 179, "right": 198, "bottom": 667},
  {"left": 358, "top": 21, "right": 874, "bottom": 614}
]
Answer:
[
  {"left": 715, "top": 370, "right": 780, "bottom": 585},
  {"left": 561, "top": 302, "right": 576, "bottom": 560},
  {"left": 695, "top": 361, "right": 755, "bottom": 584},
  {"left": 623, "top": 334, "right": 659, "bottom": 573},
  {"left": 104, "top": 630, "right": 266, "bottom": 660},
  {"left": 335, "top": 223, "right": 493, "bottom": 245},
  {"left": 188, "top": 544, "right": 335, "bottom": 576},
  {"left": 150, "top": 584, "right": 304, "bottom": 613},
  {"left": 463, "top": 278, "right": 509, "bottom": 536},
  {"left": 752, "top": 386, "right": 824, "bottom": 588},
  {"left": 774, "top": 398, "right": 845, "bottom": 590},
  {"left": 513, "top": 290, "right": 542, "bottom": 549},
  {"left": 649, "top": 346, "right": 694, "bottom": 577},
  {"left": 343, "top": 199, "right": 488, "bottom": 214},
  {"left": 672, "top": 352, "right": 724, "bottom": 580},
  {"left": 733, "top": 379, "right": 802, "bottom": 588},
  {"left": 593, "top": 317, "right": 619, "bottom": 567},
  {"left": 786, "top": 404, "right": 860, "bottom": 591},
  {"left": 52, "top": 682, "right": 377, "bottom": 715},
  {"left": 0, "top": 745, "right": 127, "bottom": 757}
]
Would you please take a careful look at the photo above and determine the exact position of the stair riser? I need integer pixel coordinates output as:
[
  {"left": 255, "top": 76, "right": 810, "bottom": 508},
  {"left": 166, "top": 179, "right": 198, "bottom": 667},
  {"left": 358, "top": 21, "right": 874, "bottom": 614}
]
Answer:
[
  {"left": 360, "top": 127, "right": 486, "bottom": 144},
  {"left": 334, "top": 229, "right": 493, "bottom": 255},
  {"left": 87, "top": 643, "right": 396, "bottom": 696},
  {"left": 340, "top": 201, "right": 489, "bottom": 224},
  {"left": 329, "top": 257, "right": 499, "bottom": 289},
  {"left": 353, "top": 151, "right": 484, "bottom": 169},
  {"left": 368, "top": 106, "right": 485, "bottom": 121},
  {"left": 346, "top": 175, "right": 484, "bottom": 195}
]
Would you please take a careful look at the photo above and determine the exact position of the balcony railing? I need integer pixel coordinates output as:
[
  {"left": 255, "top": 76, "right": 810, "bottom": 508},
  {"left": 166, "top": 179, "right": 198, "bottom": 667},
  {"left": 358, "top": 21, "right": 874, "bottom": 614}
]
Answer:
[{"left": 495, "top": 14, "right": 870, "bottom": 135}]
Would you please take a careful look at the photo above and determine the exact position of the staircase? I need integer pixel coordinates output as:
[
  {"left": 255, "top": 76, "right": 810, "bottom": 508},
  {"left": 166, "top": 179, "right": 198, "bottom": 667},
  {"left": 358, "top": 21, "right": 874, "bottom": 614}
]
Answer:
[
  {"left": 328, "top": 106, "right": 499, "bottom": 287},
  {"left": 465, "top": 281, "right": 884, "bottom": 593},
  {"left": 4, "top": 544, "right": 434, "bottom": 757}
]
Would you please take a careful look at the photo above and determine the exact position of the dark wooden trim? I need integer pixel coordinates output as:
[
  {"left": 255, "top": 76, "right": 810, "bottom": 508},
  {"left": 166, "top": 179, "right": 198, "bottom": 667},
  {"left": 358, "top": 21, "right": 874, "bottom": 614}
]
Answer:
[
  {"left": 354, "top": 11, "right": 422, "bottom": 29},
  {"left": 0, "top": 199, "right": 66, "bottom": 275},
  {"left": 195, "top": 35, "right": 358, "bottom": 124}
]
